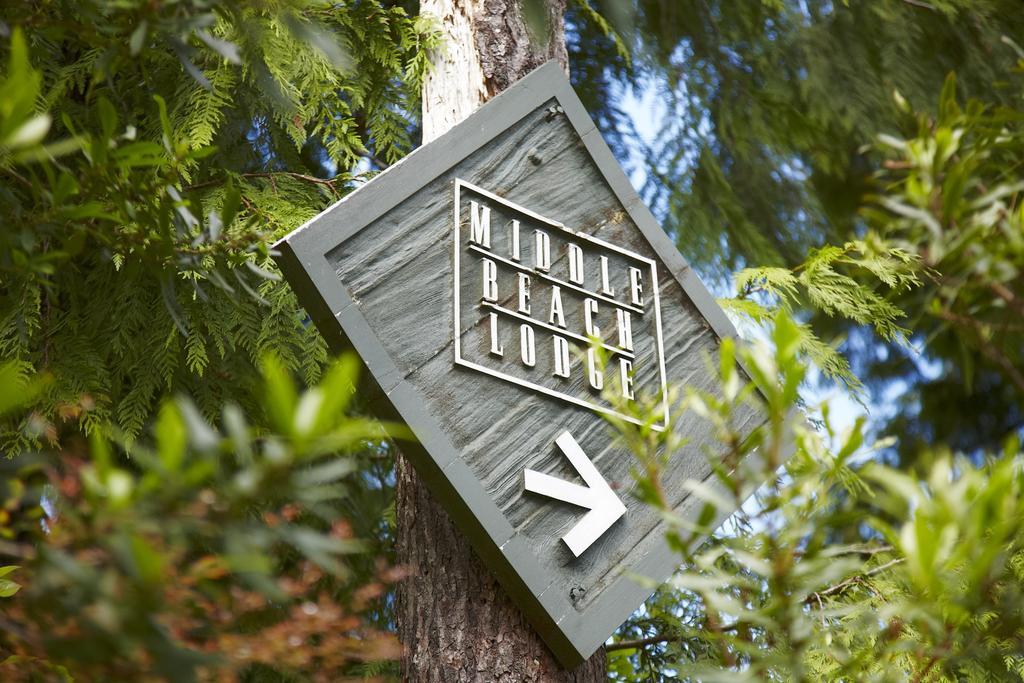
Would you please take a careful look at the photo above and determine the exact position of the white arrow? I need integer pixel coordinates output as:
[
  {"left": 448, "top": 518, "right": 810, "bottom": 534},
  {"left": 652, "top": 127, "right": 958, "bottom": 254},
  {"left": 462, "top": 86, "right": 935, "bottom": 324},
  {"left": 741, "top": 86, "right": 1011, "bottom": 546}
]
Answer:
[{"left": 523, "top": 431, "right": 627, "bottom": 557}]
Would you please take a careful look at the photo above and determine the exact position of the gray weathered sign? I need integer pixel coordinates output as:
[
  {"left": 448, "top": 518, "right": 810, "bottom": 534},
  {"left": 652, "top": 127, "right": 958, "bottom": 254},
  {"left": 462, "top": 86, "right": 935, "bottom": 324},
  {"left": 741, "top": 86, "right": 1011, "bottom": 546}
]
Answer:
[{"left": 274, "top": 62, "right": 765, "bottom": 667}]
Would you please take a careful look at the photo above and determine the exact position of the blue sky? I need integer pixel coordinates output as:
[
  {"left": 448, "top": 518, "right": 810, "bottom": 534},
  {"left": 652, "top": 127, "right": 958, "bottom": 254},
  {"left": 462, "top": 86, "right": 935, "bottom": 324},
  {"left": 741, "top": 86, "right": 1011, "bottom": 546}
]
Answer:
[{"left": 613, "top": 74, "right": 867, "bottom": 436}]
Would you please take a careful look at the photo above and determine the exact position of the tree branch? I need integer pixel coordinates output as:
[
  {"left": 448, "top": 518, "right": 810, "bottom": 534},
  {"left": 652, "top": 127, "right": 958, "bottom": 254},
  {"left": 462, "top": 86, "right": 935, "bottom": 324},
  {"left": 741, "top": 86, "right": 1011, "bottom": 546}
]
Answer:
[
  {"left": 1, "top": 167, "right": 34, "bottom": 190},
  {"left": 933, "top": 309, "right": 1024, "bottom": 394},
  {"left": 810, "top": 557, "right": 905, "bottom": 602},
  {"left": 607, "top": 625, "right": 742, "bottom": 652},
  {"left": 185, "top": 171, "right": 348, "bottom": 197},
  {"left": 366, "top": 151, "right": 390, "bottom": 171},
  {"left": 608, "top": 547, "right": 902, "bottom": 653},
  {"left": 606, "top": 635, "right": 677, "bottom": 652},
  {"left": 989, "top": 281, "right": 1024, "bottom": 318}
]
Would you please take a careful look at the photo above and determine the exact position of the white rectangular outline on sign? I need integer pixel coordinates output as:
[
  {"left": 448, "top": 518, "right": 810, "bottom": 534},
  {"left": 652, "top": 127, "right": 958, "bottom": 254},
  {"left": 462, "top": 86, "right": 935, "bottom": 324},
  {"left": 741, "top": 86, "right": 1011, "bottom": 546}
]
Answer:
[{"left": 452, "top": 178, "right": 670, "bottom": 432}]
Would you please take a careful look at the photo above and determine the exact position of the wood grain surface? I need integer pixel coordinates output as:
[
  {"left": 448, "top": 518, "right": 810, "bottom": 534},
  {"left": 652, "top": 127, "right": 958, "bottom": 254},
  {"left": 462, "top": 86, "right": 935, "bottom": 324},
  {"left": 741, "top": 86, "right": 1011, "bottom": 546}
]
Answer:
[{"left": 326, "top": 100, "right": 764, "bottom": 613}]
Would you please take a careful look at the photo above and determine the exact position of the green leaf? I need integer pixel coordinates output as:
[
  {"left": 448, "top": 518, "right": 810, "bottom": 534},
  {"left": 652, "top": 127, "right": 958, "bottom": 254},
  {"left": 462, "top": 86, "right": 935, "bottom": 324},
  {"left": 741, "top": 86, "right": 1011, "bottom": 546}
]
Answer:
[
  {"left": 154, "top": 402, "right": 187, "bottom": 471},
  {"left": 153, "top": 94, "right": 175, "bottom": 152},
  {"left": 282, "top": 15, "right": 351, "bottom": 70},
  {"left": 0, "top": 578, "right": 21, "bottom": 598},
  {"left": 96, "top": 96, "right": 117, "bottom": 140},
  {"left": 294, "top": 458, "right": 358, "bottom": 487},
  {"left": 938, "top": 71, "right": 960, "bottom": 122},
  {"left": 196, "top": 31, "right": 240, "bottom": 64},
  {"left": 0, "top": 363, "right": 40, "bottom": 415},
  {"left": 129, "top": 20, "right": 148, "bottom": 55},
  {"left": 261, "top": 354, "right": 298, "bottom": 435},
  {"left": 220, "top": 181, "right": 241, "bottom": 230},
  {"left": 4, "top": 113, "right": 50, "bottom": 148}
]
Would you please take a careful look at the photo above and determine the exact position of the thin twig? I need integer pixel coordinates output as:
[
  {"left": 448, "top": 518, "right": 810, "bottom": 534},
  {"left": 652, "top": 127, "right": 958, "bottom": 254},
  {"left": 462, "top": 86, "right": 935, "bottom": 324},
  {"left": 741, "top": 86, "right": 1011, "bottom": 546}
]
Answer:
[
  {"left": 607, "top": 625, "right": 741, "bottom": 652},
  {"left": 607, "top": 553, "right": 904, "bottom": 653},
  {"left": 933, "top": 309, "right": 1024, "bottom": 395},
  {"left": 912, "top": 630, "right": 952, "bottom": 683},
  {"left": 185, "top": 171, "right": 346, "bottom": 197},
  {"left": 1, "top": 167, "right": 34, "bottom": 190},
  {"left": 811, "top": 557, "right": 905, "bottom": 601},
  {"left": 989, "top": 281, "right": 1024, "bottom": 318},
  {"left": 367, "top": 152, "right": 390, "bottom": 170},
  {"left": 606, "top": 635, "right": 679, "bottom": 652}
]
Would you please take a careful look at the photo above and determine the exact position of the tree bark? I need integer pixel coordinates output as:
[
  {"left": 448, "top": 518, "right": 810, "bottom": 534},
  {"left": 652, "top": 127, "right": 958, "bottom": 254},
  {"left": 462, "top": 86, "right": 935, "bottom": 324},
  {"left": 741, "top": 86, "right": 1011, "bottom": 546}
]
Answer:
[
  {"left": 395, "top": 1, "right": 605, "bottom": 680},
  {"left": 420, "top": 0, "right": 569, "bottom": 142},
  {"left": 396, "top": 456, "right": 607, "bottom": 682}
]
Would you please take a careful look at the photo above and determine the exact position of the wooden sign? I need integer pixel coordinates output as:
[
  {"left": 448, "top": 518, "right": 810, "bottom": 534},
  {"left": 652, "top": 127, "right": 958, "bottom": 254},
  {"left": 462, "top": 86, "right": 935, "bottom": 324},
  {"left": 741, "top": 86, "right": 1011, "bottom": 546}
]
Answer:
[{"left": 274, "top": 62, "right": 766, "bottom": 667}]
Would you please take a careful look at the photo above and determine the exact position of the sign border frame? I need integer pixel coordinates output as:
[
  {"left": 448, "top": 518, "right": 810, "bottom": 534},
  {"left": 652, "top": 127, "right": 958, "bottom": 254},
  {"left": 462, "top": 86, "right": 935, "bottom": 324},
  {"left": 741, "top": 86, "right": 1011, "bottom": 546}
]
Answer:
[
  {"left": 273, "top": 61, "right": 782, "bottom": 667},
  {"left": 451, "top": 177, "right": 671, "bottom": 432}
]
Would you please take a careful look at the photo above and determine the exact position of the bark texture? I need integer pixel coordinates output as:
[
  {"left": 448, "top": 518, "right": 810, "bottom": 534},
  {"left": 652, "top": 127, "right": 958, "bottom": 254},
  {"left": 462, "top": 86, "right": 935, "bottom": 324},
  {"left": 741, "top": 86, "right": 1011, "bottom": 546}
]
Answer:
[
  {"left": 397, "top": 2, "right": 604, "bottom": 680},
  {"left": 396, "top": 455, "right": 607, "bottom": 682},
  {"left": 420, "top": 0, "right": 569, "bottom": 142}
]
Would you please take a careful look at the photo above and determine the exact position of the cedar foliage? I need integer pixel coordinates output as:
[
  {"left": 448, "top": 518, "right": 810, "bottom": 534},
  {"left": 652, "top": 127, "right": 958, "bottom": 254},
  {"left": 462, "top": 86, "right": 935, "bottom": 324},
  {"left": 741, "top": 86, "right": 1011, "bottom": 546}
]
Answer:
[
  {"left": 0, "top": 3, "right": 437, "bottom": 678},
  {"left": 605, "top": 54, "right": 1024, "bottom": 682},
  {"left": 5, "top": 1, "right": 1024, "bottom": 681},
  {"left": 0, "top": 355, "right": 414, "bottom": 681},
  {"left": 608, "top": 313, "right": 1024, "bottom": 682},
  {"left": 0, "top": 1, "right": 440, "bottom": 452},
  {"left": 573, "top": 0, "right": 1024, "bottom": 271},
  {"left": 567, "top": 0, "right": 1024, "bottom": 463}
]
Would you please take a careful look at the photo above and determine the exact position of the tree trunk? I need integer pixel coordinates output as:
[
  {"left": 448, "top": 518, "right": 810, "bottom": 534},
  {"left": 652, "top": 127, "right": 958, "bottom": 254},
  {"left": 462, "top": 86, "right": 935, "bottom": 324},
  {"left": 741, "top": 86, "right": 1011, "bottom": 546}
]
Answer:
[
  {"left": 420, "top": 0, "right": 569, "bottom": 142},
  {"left": 395, "top": 1, "right": 606, "bottom": 680}
]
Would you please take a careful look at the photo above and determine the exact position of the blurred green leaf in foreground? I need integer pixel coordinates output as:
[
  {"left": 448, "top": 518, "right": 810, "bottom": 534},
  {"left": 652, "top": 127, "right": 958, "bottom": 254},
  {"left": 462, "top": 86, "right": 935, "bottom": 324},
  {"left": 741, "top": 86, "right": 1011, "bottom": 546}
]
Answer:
[{"left": 0, "top": 354, "right": 411, "bottom": 682}]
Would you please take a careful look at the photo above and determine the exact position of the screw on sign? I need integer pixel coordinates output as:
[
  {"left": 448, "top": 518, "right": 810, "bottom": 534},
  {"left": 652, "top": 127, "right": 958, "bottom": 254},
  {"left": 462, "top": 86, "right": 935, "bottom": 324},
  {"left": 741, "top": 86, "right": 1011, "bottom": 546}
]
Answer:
[{"left": 273, "top": 62, "right": 772, "bottom": 667}]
